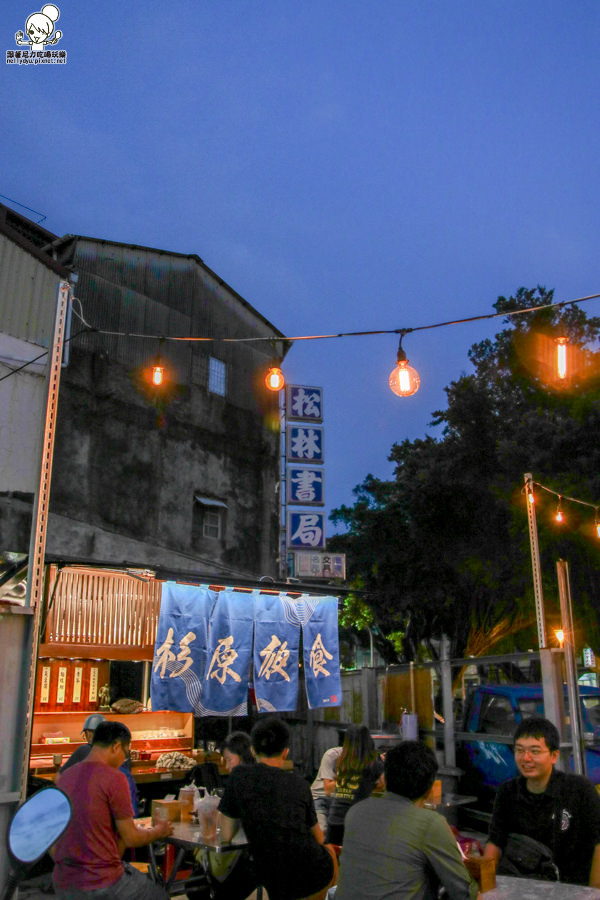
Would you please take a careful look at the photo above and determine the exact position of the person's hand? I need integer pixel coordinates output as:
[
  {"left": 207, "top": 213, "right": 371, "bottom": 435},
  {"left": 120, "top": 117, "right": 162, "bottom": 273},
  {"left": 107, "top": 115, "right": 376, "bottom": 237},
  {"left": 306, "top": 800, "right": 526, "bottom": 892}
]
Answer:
[{"left": 153, "top": 818, "right": 174, "bottom": 840}]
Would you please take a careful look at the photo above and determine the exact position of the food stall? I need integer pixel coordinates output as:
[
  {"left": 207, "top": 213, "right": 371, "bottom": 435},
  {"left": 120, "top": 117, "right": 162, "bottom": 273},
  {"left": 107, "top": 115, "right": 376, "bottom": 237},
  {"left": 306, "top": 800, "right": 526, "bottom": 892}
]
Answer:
[
  {"left": 29, "top": 561, "right": 343, "bottom": 805},
  {"left": 29, "top": 565, "right": 206, "bottom": 800}
]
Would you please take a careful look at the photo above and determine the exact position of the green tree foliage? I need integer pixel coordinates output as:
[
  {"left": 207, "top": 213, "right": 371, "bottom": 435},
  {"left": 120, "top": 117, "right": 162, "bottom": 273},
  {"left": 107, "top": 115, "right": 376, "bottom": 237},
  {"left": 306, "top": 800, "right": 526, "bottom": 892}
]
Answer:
[{"left": 330, "top": 287, "right": 600, "bottom": 662}]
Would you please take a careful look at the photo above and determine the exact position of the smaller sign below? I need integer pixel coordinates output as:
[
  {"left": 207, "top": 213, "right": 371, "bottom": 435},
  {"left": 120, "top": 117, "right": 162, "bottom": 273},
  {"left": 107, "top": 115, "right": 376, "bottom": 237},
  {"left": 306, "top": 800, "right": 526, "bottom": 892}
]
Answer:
[
  {"left": 583, "top": 647, "right": 596, "bottom": 668},
  {"left": 287, "top": 467, "right": 324, "bottom": 505},
  {"left": 292, "top": 551, "right": 346, "bottom": 580},
  {"left": 286, "top": 385, "right": 323, "bottom": 422},
  {"left": 287, "top": 511, "right": 326, "bottom": 549},
  {"left": 287, "top": 424, "right": 324, "bottom": 464}
]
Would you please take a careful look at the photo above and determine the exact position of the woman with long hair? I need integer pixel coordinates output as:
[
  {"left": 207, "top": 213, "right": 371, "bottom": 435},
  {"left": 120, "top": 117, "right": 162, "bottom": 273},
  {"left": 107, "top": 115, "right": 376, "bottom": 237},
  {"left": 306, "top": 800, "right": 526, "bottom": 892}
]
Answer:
[{"left": 326, "top": 725, "right": 384, "bottom": 845}]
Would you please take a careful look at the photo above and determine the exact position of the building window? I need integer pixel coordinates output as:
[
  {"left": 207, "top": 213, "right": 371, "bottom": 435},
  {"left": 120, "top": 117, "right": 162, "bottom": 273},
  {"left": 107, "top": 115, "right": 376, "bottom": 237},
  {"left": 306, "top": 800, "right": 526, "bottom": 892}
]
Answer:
[
  {"left": 202, "top": 509, "right": 221, "bottom": 539},
  {"left": 208, "top": 357, "right": 226, "bottom": 396},
  {"left": 193, "top": 494, "right": 227, "bottom": 544}
]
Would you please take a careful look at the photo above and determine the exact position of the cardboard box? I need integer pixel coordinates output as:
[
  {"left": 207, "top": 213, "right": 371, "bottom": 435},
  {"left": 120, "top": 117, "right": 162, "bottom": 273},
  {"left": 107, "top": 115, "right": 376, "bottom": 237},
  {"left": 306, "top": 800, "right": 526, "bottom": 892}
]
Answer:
[
  {"left": 151, "top": 800, "right": 181, "bottom": 824},
  {"left": 464, "top": 857, "right": 496, "bottom": 893}
]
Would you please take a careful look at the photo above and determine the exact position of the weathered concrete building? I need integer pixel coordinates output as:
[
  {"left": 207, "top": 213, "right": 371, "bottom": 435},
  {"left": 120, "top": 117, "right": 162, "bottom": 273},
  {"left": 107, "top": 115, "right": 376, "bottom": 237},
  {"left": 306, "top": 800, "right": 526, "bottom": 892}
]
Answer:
[{"left": 0, "top": 206, "right": 288, "bottom": 578}]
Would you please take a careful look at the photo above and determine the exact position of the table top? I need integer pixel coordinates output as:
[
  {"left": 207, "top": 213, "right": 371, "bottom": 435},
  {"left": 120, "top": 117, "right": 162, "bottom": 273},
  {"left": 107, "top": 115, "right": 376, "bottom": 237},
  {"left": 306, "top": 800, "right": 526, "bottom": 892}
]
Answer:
[
  {"left": 424, "top": 792, "right": 478, "bottom": 809},
  {"left": 484, "top": 875, "right": 600, "bottom": 898},
  {"left": 137, "top": 817, "right": 249, "bottom": 853}
]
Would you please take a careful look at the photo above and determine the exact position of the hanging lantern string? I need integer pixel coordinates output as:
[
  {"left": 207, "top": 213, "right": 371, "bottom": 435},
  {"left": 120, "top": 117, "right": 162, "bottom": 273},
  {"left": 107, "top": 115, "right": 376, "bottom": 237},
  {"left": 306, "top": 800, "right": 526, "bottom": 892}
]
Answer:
[
  {"left": 2, "top": 291, "right": 600, "bottom": 386},
  {"left": 528, "top": 480, "right": 600, "bottom": 513},
  {"left": 70, "top": 290, "right": 600, "bottom": 345}
]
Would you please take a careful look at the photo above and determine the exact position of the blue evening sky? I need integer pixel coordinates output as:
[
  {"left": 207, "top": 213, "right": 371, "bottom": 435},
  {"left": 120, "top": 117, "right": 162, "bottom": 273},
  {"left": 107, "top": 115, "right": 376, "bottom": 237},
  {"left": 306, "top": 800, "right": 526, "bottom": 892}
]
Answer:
[{"left": 3, "top": 2, "right": 600, "bottom": 533}]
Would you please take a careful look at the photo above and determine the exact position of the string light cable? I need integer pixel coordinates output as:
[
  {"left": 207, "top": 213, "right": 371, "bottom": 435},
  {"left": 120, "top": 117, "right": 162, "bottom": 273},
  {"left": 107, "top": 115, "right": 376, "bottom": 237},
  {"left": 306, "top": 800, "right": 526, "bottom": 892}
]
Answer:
[
  {"left": 2, "top": 289, "right": 600, "bottom": 386},
  {"left": 524, "top": 479, "right": 600, "bottom": 538}
]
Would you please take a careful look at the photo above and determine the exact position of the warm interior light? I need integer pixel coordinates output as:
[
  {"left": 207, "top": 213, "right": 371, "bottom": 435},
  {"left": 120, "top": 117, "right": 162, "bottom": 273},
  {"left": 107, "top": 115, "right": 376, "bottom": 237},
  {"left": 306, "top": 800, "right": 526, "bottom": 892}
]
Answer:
[
  {"left": 265, "top": 365, "right": 285, "bottom": 392},
  {"left": 595, "top": 517, "right": 600, "bottom": 539},
  {"left": 555, "top": 629, "right": 565, "bottom": 646},
  {"left": 556, "top": 337, "right": 568, "bottom": 380},
  {"left": 151, "top": 365, "right": 164, "bottom": 386},
  {"left": 555, "top": 498, "right": 564, "bottom": 523},
  {"left": 528, "top": 489, "right": 535, "bottom": 505}
]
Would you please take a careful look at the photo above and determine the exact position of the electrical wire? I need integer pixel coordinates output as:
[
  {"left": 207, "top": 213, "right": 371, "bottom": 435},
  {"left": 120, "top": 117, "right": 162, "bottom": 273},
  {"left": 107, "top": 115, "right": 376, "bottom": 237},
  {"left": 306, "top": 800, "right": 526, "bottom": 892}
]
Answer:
[
  {"left": 69, "top": 290, "right": 600, "bottom": 345},
  {"left": 3, "top": 290, "right": 600, "bottom": 385}
]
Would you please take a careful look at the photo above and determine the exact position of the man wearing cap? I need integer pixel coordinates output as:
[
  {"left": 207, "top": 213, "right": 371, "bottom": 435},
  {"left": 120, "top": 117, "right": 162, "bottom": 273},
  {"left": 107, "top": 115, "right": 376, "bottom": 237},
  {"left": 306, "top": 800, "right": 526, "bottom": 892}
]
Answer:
[{"left": 61, "top": 713, "right": 138, "bottom": 814}]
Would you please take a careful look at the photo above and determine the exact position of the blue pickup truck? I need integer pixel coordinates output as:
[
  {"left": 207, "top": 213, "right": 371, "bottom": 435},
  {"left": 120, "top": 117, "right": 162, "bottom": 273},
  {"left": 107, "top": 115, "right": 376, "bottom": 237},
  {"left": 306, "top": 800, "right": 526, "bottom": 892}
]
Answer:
[{"left": 457, "top": 683, "right": 600, "bottom": 808}]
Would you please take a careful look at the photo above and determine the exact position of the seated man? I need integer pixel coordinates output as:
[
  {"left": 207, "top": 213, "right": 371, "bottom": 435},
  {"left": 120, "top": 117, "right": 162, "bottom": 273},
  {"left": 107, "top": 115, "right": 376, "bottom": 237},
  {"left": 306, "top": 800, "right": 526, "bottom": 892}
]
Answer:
[
  {"left": 53, "top": 720, "right": 173, "bottom": 900},
  {"left": 218, "top": 717, "right": 338, "bottom": 900},
  {"left": 335, "top": 741, "right": 479, "bottom": 900},
  {"left": 484, "top": 715, "right": 600, "bottom": 887}
]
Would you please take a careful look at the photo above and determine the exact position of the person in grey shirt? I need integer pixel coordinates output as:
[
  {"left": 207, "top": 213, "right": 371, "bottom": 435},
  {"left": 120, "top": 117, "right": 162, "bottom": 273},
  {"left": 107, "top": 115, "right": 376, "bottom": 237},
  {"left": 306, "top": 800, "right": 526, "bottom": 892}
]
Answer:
[
  {"left": 336, "top": 741, "right": 480, "bottom": 900},
  {"left": 311, "top": 745, "right": 342, "bottom": 832}
]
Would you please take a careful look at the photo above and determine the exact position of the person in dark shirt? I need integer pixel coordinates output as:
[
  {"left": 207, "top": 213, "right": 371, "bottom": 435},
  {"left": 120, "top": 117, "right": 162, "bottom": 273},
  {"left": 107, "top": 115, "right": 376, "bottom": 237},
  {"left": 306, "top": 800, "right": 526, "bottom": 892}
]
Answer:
[
  {"left": 326, "top": 725, "right": 384, "bottom": 845},
  {"left": 218, "top": 717, "right": 337, "bottom": 900},
  {"left": 484, "top": 716, "right": 600, "bottom": 886}
]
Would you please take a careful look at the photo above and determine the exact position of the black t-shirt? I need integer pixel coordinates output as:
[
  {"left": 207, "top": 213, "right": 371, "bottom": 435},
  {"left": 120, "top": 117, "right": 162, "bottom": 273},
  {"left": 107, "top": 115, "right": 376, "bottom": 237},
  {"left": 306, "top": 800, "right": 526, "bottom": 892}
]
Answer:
[
  {"left": 219, "top": 762, "right": 333, "bottom": 900},
  {"left": 328, "top": 757, "right": 384, "bottom": 826},
  {"left": 488, "top": 769, "right": 600, "bottom": 885}
]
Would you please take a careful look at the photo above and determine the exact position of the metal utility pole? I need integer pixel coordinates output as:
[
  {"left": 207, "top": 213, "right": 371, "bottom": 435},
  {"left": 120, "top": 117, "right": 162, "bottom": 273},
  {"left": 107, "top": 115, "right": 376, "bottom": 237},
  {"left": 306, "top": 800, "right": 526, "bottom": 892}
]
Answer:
[
  {"left": 524, "top": 473, "right": 547, "bottom": 648},
  {"left": 557, "top": 559, "right": 585, "bottom": 775},
  {"left": 20, "top": 281, "right": 71, "bottom": 793}
]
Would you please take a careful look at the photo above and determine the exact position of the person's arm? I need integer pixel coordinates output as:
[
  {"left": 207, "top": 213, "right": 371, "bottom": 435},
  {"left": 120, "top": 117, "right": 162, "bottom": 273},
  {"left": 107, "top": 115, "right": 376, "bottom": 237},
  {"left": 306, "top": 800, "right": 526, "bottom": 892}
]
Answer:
[
  {"left": 483, "top": 842, "right": 501, "bottom": 863},
  {"left": 115, "top": 816, "right": 173, "bottom": 848},
  {"left": 425, "top": 815, "right": 480, "bottom": 900},
  {"left": 323, "top": 778, "right": 335, "bottom": 796},
  {"left": 312, "top": 822, "right": 325, "bottom": 844},
  {"left": 218, "top": 812, "right": 239, "bottom": 843}
]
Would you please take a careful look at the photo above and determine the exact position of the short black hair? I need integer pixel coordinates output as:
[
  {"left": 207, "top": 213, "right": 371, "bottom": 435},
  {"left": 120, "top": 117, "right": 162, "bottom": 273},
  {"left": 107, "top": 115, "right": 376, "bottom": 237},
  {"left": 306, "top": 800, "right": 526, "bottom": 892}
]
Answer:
[
  {"left": 250, "top": 718, "right": 289, "bottom": 757},
  {"left": 92, "top": 720, "right": 131, "bottom": 748},
  {"left": 514, "top": 716, "right": 560, "bottom": 752},
  {"left": 384, "top": 741, "right": 438, "bottom": 800}
]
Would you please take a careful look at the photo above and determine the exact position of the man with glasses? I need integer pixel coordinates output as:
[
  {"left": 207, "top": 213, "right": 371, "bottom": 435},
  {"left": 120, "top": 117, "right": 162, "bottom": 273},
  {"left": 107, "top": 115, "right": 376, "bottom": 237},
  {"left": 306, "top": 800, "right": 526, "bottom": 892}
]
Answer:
[
  {"left": 484, "top": 716, "right": 600, "bottom": 886},
  {"left": 53, "top": 721, "right": 172, "bottom": 900}
]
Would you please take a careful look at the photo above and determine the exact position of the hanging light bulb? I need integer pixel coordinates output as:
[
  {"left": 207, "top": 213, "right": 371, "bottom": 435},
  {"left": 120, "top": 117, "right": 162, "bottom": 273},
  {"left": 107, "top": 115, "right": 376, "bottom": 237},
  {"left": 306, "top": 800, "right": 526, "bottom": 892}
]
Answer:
[
  {"left": 555, "top": 629, "right": 565, "bottom": 648},
  {"left": 556, "top": 336, "right": 568, "bottom": 380},
  {"left": 389, "top": 333, "right": 420, "bottom": 397},
  {"left": 151, "top": 362, "right": 164, "bottom": 386},
  {"left": 265, "top": 363, "right": 285, "bottom": 392},
  {"left": 555, "top": 497, "right": 564, "bottom": 523},
  {"left": 527, "top": 486, "right": 535, "bottom": 505},
  {"left": 595, "top": 510, "right": 600, "bottom": 539}
]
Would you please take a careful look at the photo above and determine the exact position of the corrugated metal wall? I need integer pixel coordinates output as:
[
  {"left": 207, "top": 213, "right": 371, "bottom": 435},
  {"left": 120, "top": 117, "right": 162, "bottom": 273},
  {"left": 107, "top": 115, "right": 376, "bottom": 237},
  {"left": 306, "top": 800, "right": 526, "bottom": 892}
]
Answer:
[
  {"left": 0, "top": 234, "right": 59, "bottom": 347},
  {"left": 67, "top": 239, "right": 285, "bottom": 411}
]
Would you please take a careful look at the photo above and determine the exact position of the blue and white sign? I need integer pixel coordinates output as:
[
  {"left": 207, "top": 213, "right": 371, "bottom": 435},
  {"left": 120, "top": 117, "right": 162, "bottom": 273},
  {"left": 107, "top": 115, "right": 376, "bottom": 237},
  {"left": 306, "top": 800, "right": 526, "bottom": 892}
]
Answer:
[
  {"left": 287, "top": 424, "right": 324, "bottom": 464},
  {"left": 287, "top": 511, "right": 326, "bottom": 549},
  {"left": 287, "top": 467, "right": 324, "bottom": 505},
  {"left": 286, "top": 385, "right": 323, "bottom": 422}
]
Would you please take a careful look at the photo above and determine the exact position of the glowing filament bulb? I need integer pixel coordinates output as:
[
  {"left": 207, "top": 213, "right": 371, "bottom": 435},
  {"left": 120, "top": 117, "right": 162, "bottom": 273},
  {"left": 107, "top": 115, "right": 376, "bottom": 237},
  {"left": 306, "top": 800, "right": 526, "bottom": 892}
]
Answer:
[
  {"left": 265, "top": 365, "right": 285, "bottom": 391},
  {"left": 557, "top": 337, "right": 568, "bottom": 380},
  {"left": 528, "top": 489, "right": 535, "bottom": 505},
  {"left": 596, "top": 519, "right": 600, "bottom": 539},
  {"left": 555, "top": 497, "right": 564, "bottom": 523},
  {"left": 152, "top": 365, "right": 164, "bottom": 386},
  {"left": 555, "top": 629, "right": 565, "bottom": 647}
]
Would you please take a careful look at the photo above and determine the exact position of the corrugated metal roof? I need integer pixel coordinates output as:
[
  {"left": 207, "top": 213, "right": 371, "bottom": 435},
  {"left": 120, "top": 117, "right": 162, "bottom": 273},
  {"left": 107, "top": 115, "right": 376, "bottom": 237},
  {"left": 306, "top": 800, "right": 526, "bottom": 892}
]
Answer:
[{"left": 0, "top": 233, "right": 62, "bottom": 347}]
